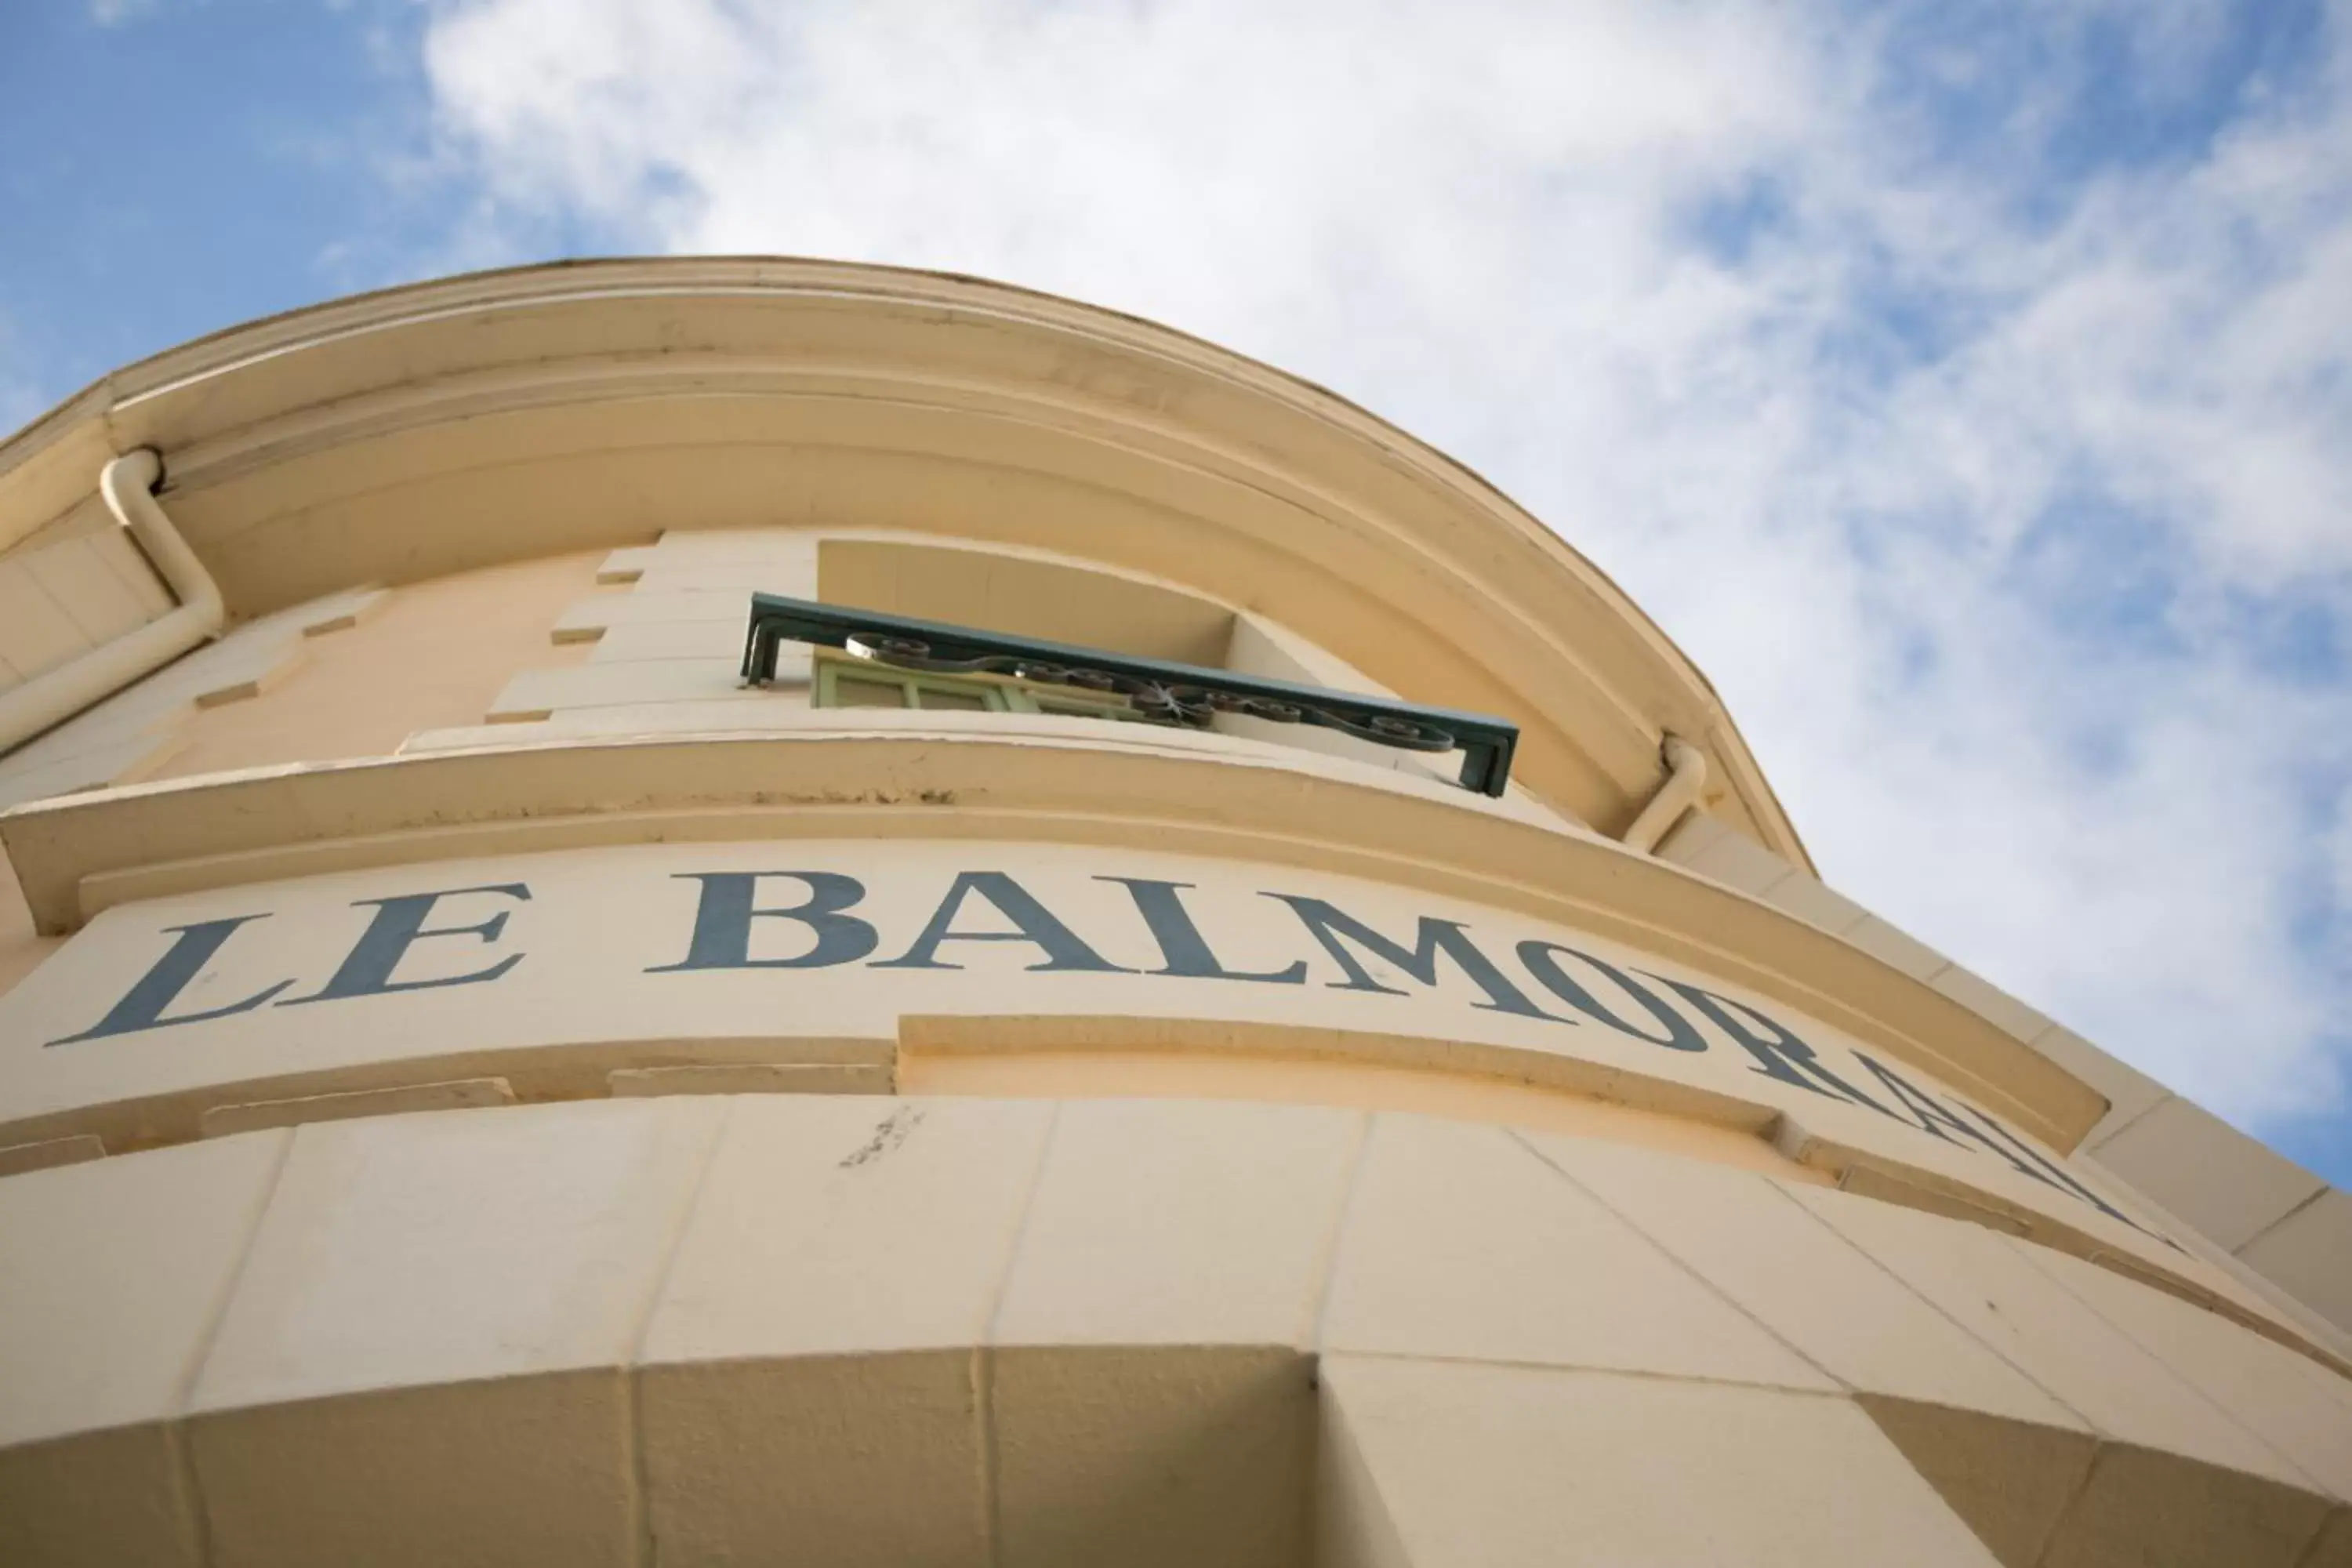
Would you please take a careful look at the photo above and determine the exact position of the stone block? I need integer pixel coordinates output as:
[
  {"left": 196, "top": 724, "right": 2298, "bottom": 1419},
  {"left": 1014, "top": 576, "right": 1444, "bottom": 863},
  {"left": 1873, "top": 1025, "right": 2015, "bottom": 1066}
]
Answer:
[
  {"left": 993, "top": 1343, "right": 1313, "bottom": 1568},
  {"left": 2091, "top": 1097, "right": 2325, "bottom": 1253},
  {"left": 190, "top": 1098, "right": 719, "bottom": 1414},
  {"left": 0, "top": 1426, "right": 198, "bottom": 1568},
  {"left": 641, "top": 1096, "right": 1052, "bottom": 1366},
  {"left": 1665, "top": 819, "right": 1795, "bottom": 895},
  {"left": 23, "top": 535, "right": 151, "bottom": 644},
  {"left": 2020, "top": 1241, "right": 2352, "bottom": 1503},
  {"left": 190, "top": 1372, "right": 633, "bottom": 1568},
  {"left": 2238, "top": 1189, "right": 2352, "bottom": 1340},
  {"left": 994, "top": 1098, "right": 1362, "bottom": 1348},
  {"left": 1319, "top": 1355, "right": 2002, "bottom": 1566},
  {"left": 2037, "top": 1446, "right": 2330, "bottom": 1568},
  {"left": 1320, "top": 1115, "right": 1829, "bottom": 1388},
  {"left": 1789, "top": 1185, "right": 2307, "bottom": 1488},
  {"left": 1842, "top": 915, "right": 1950, "bottom": 980},
  {"left": 642, "top": 1349, "right": 988, "bottom": 1567},
  {"left": 1931, "top": 964, "right": 2054, "bottom": 1044},
  {"left": 0, "top": 557, "right": 95, "bottom": 681},
  {"left": 0, "top": 1130, "right": 289, "bottom": 1448},
  {"left": 91, "top": 525, "right": 174, "bottom": 616},
  {"left": 1527, "top": 1132, "right": 2079, "bottom": 1425},
  {"left": 1759, "top": 869, "right": 1871, "bottom": 935}
]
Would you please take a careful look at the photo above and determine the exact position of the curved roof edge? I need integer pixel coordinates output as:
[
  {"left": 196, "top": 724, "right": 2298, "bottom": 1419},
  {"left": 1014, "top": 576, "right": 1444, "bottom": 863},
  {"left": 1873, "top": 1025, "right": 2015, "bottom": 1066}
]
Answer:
[{"left": 0, "top": 255, "right": 1812, "bottom": 869}]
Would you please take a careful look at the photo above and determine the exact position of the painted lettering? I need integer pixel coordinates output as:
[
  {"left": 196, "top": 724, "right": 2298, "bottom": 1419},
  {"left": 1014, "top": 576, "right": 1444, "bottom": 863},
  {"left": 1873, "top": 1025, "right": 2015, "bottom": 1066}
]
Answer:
[
  {"left": 279, "top": 884, "right": 531, "bottom": 1004},
  {"left": 648, "top": 871, "right": 878, "bottom": 971},
  {"left": 1656, "top": 976, "right": 1894, "bottom": 1115},
  {"left": 1946, "top": 1096, "right": 2164, "bottom": 1240},
  {"left": 873, "top": 871, "right": 1132, "bottom": 972},
  {"left": 1514, "top": 941, "right": 1707, "bottom": 1051},
  {"left": 37, "top": 859, "right": 2151, "bottom": 1244},
  {"left": 1098, "top": 877, "right": 1308, "bottom": 984},
  {"left": 1267, "top": 895, "right": 1552, "bottom": 1020},
  {"left": 48, "top": 914, "right": 293, "bottom": 1044},
  {"left": 1851, "top": 1051, "right": 2085, "bottom": 1192}
]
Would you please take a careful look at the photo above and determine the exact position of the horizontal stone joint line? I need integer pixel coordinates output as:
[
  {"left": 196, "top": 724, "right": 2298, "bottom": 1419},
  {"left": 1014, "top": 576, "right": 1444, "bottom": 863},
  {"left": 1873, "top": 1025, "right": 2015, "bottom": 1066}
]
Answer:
[
  {"left": 2083, "top": 1090, "right": 2172, "bottom": 1153},
  {"left": 1504, "top": 1126, "right": 1849, "bottom": 1392},
  {"left": 1754, "top": 1178, "right": 2103, "bottom": 1435},
  {"left": 2004, "top": 1232, "right": 2328, "bottom": 1496},
  {"left": 2235, "top": 1183, "right": 2332, "bottom": 1258},
  {"left": 1316, "top": 1346, "right": 1849, "bottom": 1399}
]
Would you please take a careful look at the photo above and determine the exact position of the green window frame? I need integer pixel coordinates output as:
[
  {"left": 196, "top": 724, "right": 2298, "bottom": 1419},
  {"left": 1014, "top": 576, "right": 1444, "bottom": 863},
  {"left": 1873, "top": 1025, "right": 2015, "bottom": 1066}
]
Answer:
[{"left": 812, "top": 653, "right": 1166, "bottom": 724}]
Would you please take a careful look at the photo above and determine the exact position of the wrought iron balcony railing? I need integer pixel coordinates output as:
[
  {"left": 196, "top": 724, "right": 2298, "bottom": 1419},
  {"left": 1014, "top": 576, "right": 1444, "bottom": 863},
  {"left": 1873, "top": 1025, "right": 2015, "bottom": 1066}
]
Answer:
[{"left": 741, "top": 592, "right": 1519, "bottom": 797}]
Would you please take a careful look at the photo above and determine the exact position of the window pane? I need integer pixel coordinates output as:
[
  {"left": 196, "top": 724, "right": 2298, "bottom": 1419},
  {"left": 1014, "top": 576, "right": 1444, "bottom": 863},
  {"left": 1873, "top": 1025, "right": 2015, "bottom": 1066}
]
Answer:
[
  {"left": 916, "top": 685, "right": 991, "bottom": 711},
  {"left": 833, "top": 676, "right": 909, "bottom": 709}
]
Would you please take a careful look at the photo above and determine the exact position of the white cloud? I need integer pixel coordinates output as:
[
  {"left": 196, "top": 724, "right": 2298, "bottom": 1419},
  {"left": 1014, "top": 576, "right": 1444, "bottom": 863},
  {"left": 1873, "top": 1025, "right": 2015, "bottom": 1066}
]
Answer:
[{"left": 413, "top": 0, "right": 2352, "bottom": 1137}]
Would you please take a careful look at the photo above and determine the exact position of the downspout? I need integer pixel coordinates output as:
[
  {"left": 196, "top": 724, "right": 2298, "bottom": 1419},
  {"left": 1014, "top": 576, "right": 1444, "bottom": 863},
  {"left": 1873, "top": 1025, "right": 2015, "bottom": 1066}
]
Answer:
[
  {"left": 1621, "top": 734, "right": 1707, "bottom": 854},
  {"left": 0, "top": 449, "right": 223, "bottom": 756}
]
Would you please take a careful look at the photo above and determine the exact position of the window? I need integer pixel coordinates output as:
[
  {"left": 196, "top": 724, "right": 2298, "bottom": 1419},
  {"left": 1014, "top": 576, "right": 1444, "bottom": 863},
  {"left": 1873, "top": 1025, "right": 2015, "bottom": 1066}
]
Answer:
[
  {"left": 812, "top": 653, "right": 1170, "bottom": 724},
  {"left": 747, "top": 591, "right": 1519, "bottom": 796}
]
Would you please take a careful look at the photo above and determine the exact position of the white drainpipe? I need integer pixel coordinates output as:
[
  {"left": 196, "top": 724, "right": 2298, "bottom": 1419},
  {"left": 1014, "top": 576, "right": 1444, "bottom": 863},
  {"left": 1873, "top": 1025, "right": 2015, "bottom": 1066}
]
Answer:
[
  {"left": 0, "top": 449, "right": 223, "bottom": 756},
  {"left": 1621, "top": 733, "right": 1707, "bottom": 854}
]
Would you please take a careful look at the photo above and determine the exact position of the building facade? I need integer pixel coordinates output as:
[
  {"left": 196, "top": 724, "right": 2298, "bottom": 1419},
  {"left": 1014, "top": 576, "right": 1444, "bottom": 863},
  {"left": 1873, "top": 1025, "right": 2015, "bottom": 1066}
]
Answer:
[{"left": 0, "top": 258, "right": 2348, "bottom": 1566}]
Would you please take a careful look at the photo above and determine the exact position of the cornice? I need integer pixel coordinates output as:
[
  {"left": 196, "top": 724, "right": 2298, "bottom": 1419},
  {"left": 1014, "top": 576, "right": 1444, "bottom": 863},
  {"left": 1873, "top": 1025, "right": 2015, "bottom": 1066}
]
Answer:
[
  {"left": 0, "top": 719, "right": 2092, "bottom": 1149},
  {"left": 0, "top": 258, "right": 1810, "bottom": 866}
]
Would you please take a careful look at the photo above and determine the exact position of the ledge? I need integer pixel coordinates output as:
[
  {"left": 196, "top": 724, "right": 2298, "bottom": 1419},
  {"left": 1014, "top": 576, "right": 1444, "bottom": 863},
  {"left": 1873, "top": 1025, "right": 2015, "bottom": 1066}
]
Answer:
[{"left": 0, "top": 720, "right": 2103, "bottom": 1150}]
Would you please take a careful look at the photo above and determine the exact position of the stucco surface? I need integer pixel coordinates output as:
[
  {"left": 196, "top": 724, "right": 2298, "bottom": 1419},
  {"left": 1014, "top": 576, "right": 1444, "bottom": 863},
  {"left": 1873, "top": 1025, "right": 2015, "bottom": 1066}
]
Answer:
[
  {"left": 0, "top": 835, "right": 2199, "bottom": 1311},
  {"left": 4, "top": 1094, "right": 2350, "bottom": 1566},
  {"left": 2, "top": 256, "right": 2347, "bottom": 1562}
]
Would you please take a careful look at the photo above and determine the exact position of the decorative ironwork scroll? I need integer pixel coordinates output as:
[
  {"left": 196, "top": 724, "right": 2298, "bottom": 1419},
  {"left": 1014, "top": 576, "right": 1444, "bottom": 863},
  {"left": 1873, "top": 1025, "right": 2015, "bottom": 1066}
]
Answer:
[{"left": 741, "top": 592, "right": 1519, "bottom": 797}]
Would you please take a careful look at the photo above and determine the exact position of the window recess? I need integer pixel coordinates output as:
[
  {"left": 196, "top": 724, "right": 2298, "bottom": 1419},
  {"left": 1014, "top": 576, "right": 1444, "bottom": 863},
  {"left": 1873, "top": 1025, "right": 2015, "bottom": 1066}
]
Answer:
[
  {"left": 743, "top": 592, "right": 1519, "bottom": 797},
  {"left": 814, "top": 653, "right": 1167, "bottom": 723}
]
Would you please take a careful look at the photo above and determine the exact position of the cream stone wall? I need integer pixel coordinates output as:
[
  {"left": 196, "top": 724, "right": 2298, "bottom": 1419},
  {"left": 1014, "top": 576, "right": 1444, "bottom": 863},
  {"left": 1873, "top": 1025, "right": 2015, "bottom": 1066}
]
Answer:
[
  {"left": 0, "top": 848, "right": 58, "bottom": 1000},
  {"left": 0, "top": 586, "right": 381, "bottom": 811},
  {"left": 0, "top": 500, "right": 175, "bottom": 695},
  {"left": 147, "top": 550, "right": 604, "bottom": 780},
  {"left": 896, "top": 1047, "right": 1823, "bottom": 1178},
  {"left": 0, "top": 261, "right": 1809, "bottom": 855},
  {"left": 470, "top": 525, "right": 1577, "bottom": 823},
  {"left": 0, "top": 833, "right": 2314, "bottom": 1367},
  {"left": 0, "top": 551, "right": 604, "bottom": 813},
  {"left": 4, "top": 257, "right": 2347, "bottom": 1567},
  {"left": 4, "top": 1094, "right": 2350, "bottom": 1567},
  {"left": 1661, "top": 804, "right": 2352, "bottom": 1351}
]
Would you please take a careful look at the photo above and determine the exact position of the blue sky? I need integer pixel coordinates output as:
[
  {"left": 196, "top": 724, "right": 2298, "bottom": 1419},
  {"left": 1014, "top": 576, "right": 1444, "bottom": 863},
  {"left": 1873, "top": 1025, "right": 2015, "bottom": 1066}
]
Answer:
[{"left": 2, "top": 0, "right": 2350, "bottom": 1185}]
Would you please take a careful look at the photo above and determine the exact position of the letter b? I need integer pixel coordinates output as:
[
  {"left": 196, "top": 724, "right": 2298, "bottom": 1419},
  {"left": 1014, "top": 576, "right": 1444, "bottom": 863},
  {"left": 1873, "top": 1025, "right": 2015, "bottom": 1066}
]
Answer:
[{"left": 648, "top": 872, "right": 879, "bottom": 971}]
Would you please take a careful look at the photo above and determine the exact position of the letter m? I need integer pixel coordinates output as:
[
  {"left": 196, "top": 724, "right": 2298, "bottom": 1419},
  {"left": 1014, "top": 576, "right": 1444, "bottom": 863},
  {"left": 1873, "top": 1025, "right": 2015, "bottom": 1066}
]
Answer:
[{"left": 1262, "top": 894, "right": 1548, "bottom": 1019}]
